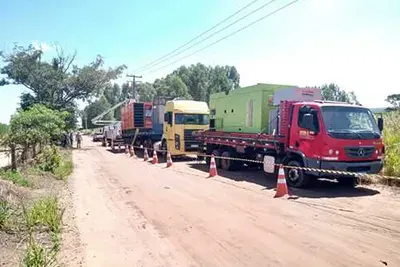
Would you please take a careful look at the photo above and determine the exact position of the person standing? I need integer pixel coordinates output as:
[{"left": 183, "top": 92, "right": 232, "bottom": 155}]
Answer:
[
  {"left": 69, "top": 132, "right": 74, "bottom": 147},
  {"left": 76, "top": 132, "right": 82, "bottom": 148}
]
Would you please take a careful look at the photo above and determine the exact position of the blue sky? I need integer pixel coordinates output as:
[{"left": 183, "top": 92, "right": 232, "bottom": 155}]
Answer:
[{"left": 1, "top": 0, "right": 399, "bottom": 123}]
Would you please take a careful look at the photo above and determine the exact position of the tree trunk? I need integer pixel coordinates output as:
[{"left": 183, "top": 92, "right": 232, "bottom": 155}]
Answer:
[
  {"left": 32, "top": 143, "right": 37, "bottom": 158},
  {"left": 10, "top": 144, "right": 17, "bottom": 171}
]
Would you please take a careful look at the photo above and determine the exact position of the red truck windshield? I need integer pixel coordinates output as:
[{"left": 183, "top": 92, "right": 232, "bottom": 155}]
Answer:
[{"left": 321, "top": 106, "right": 380, "bottom": 139}]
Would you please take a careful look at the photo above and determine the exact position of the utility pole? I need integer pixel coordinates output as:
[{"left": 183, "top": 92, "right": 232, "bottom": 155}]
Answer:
[{"left": 126, "top": 74, "right": 142, "bottom": 101}]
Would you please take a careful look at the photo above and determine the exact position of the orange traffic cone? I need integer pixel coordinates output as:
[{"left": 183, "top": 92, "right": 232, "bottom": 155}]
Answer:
[
  {"left": 166, "top": 152, "right": 173, "bottom": 167},
  {"left": 152, "top": 150, "right": 158, "bottom": 164},
  {"left": 274, "top": 165, "right": 289, "bottom": 198},
  {"left": 209, "top": 155, "right": 218, "bottom": 177},
  {"left": 143, "top": 148, "right": 149, "bottom": 161}
]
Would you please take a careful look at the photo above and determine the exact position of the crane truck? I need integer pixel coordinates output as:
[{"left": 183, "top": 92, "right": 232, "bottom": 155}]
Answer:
[
  {"left": 121, "top": 97, "right": 209, "bottom": 157},
  {"left": 195, "top": 83, "right": 384, "bottom": 188}
]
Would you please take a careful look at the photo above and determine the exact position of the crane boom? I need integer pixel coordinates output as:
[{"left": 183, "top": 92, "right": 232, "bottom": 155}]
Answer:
[{"left": 91, "top": 99, "right": 130, "bottom": 126}]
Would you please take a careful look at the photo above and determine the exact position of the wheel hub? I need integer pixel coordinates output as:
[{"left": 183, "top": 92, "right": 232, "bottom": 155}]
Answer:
[{"left": 288, "top": 168, "right": 299, "bottom": 182}]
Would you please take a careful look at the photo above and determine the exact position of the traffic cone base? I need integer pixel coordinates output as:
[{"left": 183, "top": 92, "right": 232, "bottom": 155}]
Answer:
[
  {"left": 152, "top": 150, "right": 158, "bottom": 164},
  {"left": 274, "top": 165, "right": 289, "bottom": 198},
  {"left": 209, "top": 155, "right": 218, "bottom": 177},
  {"left": 166, "top": 152, "right": 173, "bottom": 167}
]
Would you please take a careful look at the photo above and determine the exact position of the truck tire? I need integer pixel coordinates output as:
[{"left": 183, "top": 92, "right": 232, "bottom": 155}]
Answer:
[
  {"left": 220, "top": 151, "right": 239, "bottom": 171},
  {"left": 338, "top": 177, "right": 357, "bottom": 187},
  {"left": 284, "top": 160, "right": 310, "bottom": 188},
  {"left": 211, "top": 149, "right": 222, "bottom": 168}
]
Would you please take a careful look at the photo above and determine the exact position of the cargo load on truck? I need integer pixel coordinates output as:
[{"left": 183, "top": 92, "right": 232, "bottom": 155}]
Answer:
[{"left": 210, "top": 83, "right": 321, "bottom": 134}]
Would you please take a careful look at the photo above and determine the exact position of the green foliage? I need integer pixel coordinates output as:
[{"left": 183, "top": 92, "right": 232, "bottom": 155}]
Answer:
[
  {"left": 1, "top": 44, "right": 126, "bottom": 129},
  {"left": 20, "top": 195, "right": 63, "bottom": 267},
  {"left": 22, "top": 240, "right": 58, "bottom": 267},
  {"left": 385, "top": 94, "right": 400, "bottom": 111},
  {"left": 26, "top": 196, "right": 62, "bottom": 234},
  {"left": 171, "top": 63, "right": 240, "bottom": 102},
  {"left": 382, "top": 111, "right": 400, "bottom": 176},
  {"left": 82, "top": 95, "right": 114, "bottom": 129},
  {"left": 320, "top": 83, "right": 359, "bottom": 104},
  {"left": 36, "top": 146, "right": 62, "bottom": 174},
  {"left": 0, "top": 123, "right": 8, "bottom": 138},
  {"left": 53, "top": 159, "right": 73, "bottom": 181},
  {"left": 0, "top": 200, "right": 10, "bottom": 229},
  {"left": 8, "top": 104, "right": 66, "bottom": 148},
  {"left": 0, "top": 169, "right": 32, "bottom": 187},
  {"left": 82, "top": 63, "right": 240, "bottom": 119}
]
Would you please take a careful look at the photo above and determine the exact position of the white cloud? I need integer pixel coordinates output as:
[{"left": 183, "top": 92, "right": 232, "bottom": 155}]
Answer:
[{"left": 32, "top": 41, "right": 53, "bottom": 52}]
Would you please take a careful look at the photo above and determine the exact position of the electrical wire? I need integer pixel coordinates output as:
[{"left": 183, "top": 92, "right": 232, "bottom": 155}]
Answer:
[
  {"left": 134, "top": 0, "right": 273, "bottom": 73},
  {"left": 147, "top": 0, "right": 303, "bottom": 75}
]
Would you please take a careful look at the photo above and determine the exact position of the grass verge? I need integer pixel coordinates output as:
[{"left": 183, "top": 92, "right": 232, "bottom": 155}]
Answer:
[
  {"left": 0, "top": 146, "right": 73, "bottom": 266},
  {"left": 0, "top": 169, "right": 32, "bottom": 187},
  {"left": 21, "top": 196, "right": 63, "bottom": 267}
]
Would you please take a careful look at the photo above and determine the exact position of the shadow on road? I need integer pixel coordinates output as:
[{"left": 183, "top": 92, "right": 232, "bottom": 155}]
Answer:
[{"left": 188, "top": 163, "right": 380, "bottom": 199}]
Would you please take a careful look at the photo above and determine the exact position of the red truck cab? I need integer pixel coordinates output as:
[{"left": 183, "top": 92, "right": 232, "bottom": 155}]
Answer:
[{"left": 284, "top": 100, "right": 384, "bottom": 187}]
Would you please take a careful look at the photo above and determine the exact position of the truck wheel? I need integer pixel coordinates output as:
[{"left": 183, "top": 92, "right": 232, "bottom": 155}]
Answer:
[
  {"left": 221, "top": 151, "right": 239, "bottom": 171},
  {"left": 338, "top": 177, "right": 357, "bottom": 187},
  {"left": 211, "top": 149, "right": 222, "bottom": 168},
  {"left": 284, "top": 160, "right": 310, "bottom": 188}
]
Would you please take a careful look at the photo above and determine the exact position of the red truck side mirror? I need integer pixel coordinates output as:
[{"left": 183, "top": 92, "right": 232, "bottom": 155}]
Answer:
[{"left": 378, "top": 117, "right": 384, "bottom": 132}]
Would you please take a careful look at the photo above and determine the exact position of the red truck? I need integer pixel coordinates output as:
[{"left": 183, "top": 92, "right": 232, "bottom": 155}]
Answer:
[{"left": 195, "top": 84, "right": 384, "bottom": 188}]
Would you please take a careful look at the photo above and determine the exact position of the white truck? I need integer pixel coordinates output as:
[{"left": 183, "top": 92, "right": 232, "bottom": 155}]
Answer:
[{"left": 102, "top": 122, "right": 123, "bottom": 149}]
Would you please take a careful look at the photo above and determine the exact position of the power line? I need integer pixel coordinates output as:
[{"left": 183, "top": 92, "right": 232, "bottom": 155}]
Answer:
[
  {"left": 134, "top": 0, "right": 262, "bottom": 73},
  {"left": 138, "top": 0, "right": 279, "bottom": 73},
  {"left": 147, "top": 0, "right": 302, "bottom": 75}
]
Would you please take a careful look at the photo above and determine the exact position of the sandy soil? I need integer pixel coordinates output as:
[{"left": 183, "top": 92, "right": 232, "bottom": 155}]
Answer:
[{"left": 64, "top": 138, "right": 400, "bottom": 267}]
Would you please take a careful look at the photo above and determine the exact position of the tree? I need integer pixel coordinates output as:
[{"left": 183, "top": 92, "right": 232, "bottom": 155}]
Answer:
[
  {"left": 385, "top": 94, "right": 400, "bottom": 111},
  {"left": 7, "top": 104, "right": 67, "bottom": 160},
  {"left": 320, "top": 83, "right": 359, "bottom": 104},
  {"left": 82, "top": 96, "right": 113, "bottom": 129},
  {"left": 0, "top": 44, "right": 126, "bottom": 128},
  {"left": 172, "top": 63, "right": 240, "bottom": 102},
  {"left": 138, "top": 82, "right": 156, "bottom": 102}
]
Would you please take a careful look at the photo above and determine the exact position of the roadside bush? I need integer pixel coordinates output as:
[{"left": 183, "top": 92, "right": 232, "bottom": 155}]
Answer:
[
  {"left": 382, "top": 112, "right": 400, "bottom": 177},
  {"left": 36, "top": 146, "right": 62, "bottom": 174}
]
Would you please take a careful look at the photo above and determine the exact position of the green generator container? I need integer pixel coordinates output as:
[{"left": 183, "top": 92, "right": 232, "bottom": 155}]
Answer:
[{"left": 209, "top": 83, "right": 296, "bottom": 133}]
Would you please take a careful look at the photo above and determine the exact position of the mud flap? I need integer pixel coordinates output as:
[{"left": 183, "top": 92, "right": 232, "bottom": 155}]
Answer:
[{"left": 263, "top": 155, "right": 275, "bottom": 173}]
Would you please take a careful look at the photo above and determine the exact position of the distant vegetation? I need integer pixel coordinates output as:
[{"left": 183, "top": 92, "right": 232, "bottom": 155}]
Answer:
[{"left": 382, "top": 112, "right": 400, "bottom": 177}]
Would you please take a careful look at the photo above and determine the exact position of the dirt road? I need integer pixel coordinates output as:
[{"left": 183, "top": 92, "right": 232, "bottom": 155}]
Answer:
[{"left": 65, "top": 139, "right": 400, "bottom": 267}]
